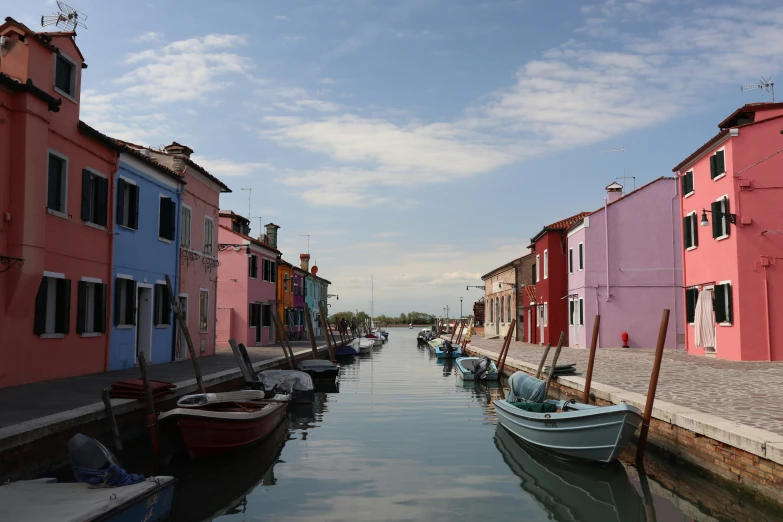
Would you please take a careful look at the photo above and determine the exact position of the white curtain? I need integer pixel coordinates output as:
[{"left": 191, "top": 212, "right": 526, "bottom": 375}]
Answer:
[{"left": 694, "top": 289, "right": 716, "bottom": 349}]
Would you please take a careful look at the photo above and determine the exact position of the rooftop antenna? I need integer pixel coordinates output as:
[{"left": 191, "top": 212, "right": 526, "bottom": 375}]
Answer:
[
  {"left": 741, "top": 77, "right": 775, "bottom": 102},
  {"left": 604, "top": 147, "right": 635, "bottom": 194},
  {"left": 299, "top": 234, "right": 310, "bottom": 254},
  {"left": 240, "top": 188, "right": 251, "bottom": 220},
  {"left": 41, "top": 1, "right": 87, "bottom": 31}
]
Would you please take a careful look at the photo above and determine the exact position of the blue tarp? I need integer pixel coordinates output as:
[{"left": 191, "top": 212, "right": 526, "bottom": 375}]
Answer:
[{"left": 72, "top": 462, "right": 145, "bottom": 488}]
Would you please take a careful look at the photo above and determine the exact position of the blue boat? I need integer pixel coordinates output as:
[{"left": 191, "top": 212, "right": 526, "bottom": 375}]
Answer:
[
  {"left": 335, "top": 343, "right": 358, "bottom": 356},
  {"left": 428, "top": 339, "right": 462, "bottom": 359},
  {"left": 455, "top": 356, "right": 499, "bottom": 381}
]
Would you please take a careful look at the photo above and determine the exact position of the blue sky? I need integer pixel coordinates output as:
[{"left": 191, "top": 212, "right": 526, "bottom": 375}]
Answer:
[{"left": 8, "top": 0, "right": 782, "bottom": 317}]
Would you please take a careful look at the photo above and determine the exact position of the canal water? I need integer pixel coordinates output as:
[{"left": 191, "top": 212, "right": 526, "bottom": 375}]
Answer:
[{"left": 162, "top": 329, "right": 778, "bottom": 521}]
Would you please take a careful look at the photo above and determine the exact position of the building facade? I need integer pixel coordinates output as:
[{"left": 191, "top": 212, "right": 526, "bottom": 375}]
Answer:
[
  {"left": 482, "top": 261, "right": 516, "bottom": 339},
  {"left": 277, "top": 257, "right": 295, "bottom": 339},
  {"left": 302, "top": 253, "right": 330, "bottom": 338},
  {"left": 512, "top": 253, "right": 536, "bottom": 341},
  {"left": 292, "top": 266, "right": 307, "bottom": 340},
  {"left": 529, "top": 212, "right": 589, "bottom": 346},
  {"left": 0, "top": 20, "right": 117, "bottom": 386},
  {"left": 567, "top": 179, "right": 684, "bottom": 350},
  {"left": 674, "top": 103, "right": 783, "bottom": 361},
  {"left": 216, "top": 213, "right": 279, "bottom": 348}
]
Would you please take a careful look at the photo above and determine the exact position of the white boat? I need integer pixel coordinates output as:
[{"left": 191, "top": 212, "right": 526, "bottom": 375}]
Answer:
[{"left": 352, "top": 338, "right": 374, "bottom": 353}]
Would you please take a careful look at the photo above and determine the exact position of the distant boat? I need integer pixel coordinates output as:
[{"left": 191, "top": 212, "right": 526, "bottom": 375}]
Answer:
[
  {"left": 352, "top": 338, "right": 374, "bottom": 353},
  {"left": 409, "top": 323, "right": 413, "bottom": 329},
  {"left": 297, "top": 359, "right": 339, "bottom": 380}
]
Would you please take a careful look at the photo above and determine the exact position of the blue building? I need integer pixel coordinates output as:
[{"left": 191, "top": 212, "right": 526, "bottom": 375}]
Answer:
[{"left": 109, "top": 150, "right": 184, "bottom": 369}]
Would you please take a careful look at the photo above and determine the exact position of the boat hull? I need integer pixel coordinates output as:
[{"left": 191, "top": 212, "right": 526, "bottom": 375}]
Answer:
[
  {"left": 455, "top": 357, "right": 499, "bottom": 381},
  {"left": 174, "top": 403, "right": 288, "bottom": 459},
  {"left": 493, "top": 400, "right": 643, "bottom": 463}
]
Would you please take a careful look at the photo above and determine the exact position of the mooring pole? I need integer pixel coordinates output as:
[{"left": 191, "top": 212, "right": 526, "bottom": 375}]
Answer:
[
  {"left": 137, "top": 351, "right": 160, "bottom": 456},
  {"left": 303, "top": 302, "right": 319, "bottom": 358},
  {"left": 101, "top": 388, "right": 123, "bottom": 452},
  {"left": 271, "top": 308, "right": 295, "bottom": 369},
  {"left": 582, "top": 315, "right": 601, "bottom": 404},
  {"left": 535, "top": 343, "right": 552, "bottom": 379},
  {"left": 229, "top": 339, "right": 254, "bottom": 382},
  {"left": 318, "top": 304, "right": 336, "bottom": 360},
  {"left": 543, "top": 332, "right": 565, "bottom": 398},
  {"left": 164, "top": 274, "right": 204, "bottom": 393},
  {"left": 497, "top": 319, "right": 517, "bottom": 377},
  {"left": 636, "top": 309, "right": 670, "bottom": 466}
]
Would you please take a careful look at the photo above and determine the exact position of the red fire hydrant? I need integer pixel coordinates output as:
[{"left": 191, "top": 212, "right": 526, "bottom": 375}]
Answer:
[{"left": 622, "top": 332, "right": 629, "bottom": 348}]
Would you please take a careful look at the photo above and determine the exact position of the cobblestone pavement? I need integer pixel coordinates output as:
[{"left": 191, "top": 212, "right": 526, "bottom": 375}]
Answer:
[{"left": 468, "top": 337, "right": 783, "bottom": 436}]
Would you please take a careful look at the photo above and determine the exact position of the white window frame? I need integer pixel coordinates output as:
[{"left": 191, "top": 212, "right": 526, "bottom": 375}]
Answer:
[
  {"left": 199, "top": 288, "right": 210, "bottom": 333},
  {"left": 543, "top": 250, "right": 549, "bottom": 279},
  {"left": 82, "top": 167, "right": 108, "bottom": 230},
  {"left": 578, "top": 242, "right": 584, "bottom": 271},
  {"left": 717, "top": 280, "right": 732, "bottom": 327},
  {"left": 46, "top": 149, "right": 69, "bottom": 219},
  {"left": 180, "top": 204, "right": 192, "bottom": 249},
  {"left": 158, "top": 194, "right": 174, "bottom": 244},
  {"left": 117, "top": 176, "right": 137, "bottom": 231},
  {"left": 685, "top": 211, "right": 698, "bottom": 251},
  {"left": 683, "top": 170, "right": 694, "bottom": 198},
  {"left": 712, "top": 147, "right": 726, "bottom": 181},
  {"left": 535, "top": 255, "right": 540, "bottom": 283},
  {"left": 204, "top": 216, "right": 214, "bottom": 255},
  {"left": 52, "top": 51, "right": 79, "bottom": 103},
  {"left": 715, "top": 195, "right": 730, "bottom": 241},
  {"left": 79, "top": 276, "right": 103, "bottom": 337}
]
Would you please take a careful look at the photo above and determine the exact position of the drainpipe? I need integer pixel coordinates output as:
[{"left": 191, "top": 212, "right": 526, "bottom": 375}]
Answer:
[
  {"left": 763, "top": 262, "right": 772, "bottom": 360},
  {"left": 594, "top": 283, "right": 600, "bottom": 348},
  {"left": 172, "top": 183, "right": 183, "bottom": 362},
  {"left": 105, "top": 153, "right": 119, "bottom": 371},
  {"left": 604, "top": 197, "right": 610, "bottom": 302},
  {"left": 671, "top": 180, "right": 679, "bottom": 350}
]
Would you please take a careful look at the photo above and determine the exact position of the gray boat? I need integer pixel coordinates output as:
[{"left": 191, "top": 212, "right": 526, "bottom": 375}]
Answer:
[{"left": 493, "top": 372, "right": 642, "bottom": 463}]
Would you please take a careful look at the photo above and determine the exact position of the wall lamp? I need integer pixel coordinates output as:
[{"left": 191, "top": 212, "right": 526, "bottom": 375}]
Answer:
[
  {"left": 218, "top": 244, "right": 251, "bottom": 256},
  {"left": 700, "top": 209, "right": 736, "bottom": 227},
  {"left": 327, "top": 294, "right": 339, "bottom": 300},
  {"left": 466, "top": 285, "right": 484, "bottom": 291}
]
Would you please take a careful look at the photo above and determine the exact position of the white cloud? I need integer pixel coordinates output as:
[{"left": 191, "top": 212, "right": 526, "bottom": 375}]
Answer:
[
  {"left": 275, "top": 15, "right": 289, "bottom": 21},
  {"left": 282, "top": 35, "right": 306, "bottom": 43},
  {"left": 273, "top": 99, "right": 340, "bottom": 112},
  {"left": 134, "top": 31, "right": 162, "bottom": 43},
  {"left": 190, "top": 156, "right": 275, "bottom": 177},
  {"left": 319, "top": 77, "right": 336, "bottom": 85}
]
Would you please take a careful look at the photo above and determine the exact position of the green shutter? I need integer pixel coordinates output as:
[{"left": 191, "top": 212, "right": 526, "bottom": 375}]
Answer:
[
  {"left": 713, "top": 285, "right": 726, "bottom": 323},
  {"left": 81, "top": 171, "right": 92, "bottom": 222},
  {"left": 692, "top": 214, "right": 698, "bottom": 247},
  {"left": 34, "top": 277, "right": 48, "bottom": 334},
  {"left": 683, "top": 215, "right": 691, "bottom": 248},
  {"left": 96, "top": 177, "right": 108, "bottom": 227},
  {"left": 116, "top": 179, "right": 126, "bottom": 226},
  {"left": 710, "top": 155, "right": 717, "bottom": 179},
  {"left": 76, "top": 281, "right": 88, "bottom": 334},
  {"left": 723, "top": 197, "right": 731, "bottom": 238},
  {"left": 724, "top": 284, "right": 733, "bottom": 324},
  {"left": 711, "top": 201, "right": 721, "bottom": 238},
  {"left": 716, "top": 150, "right": 725, "bottom": 175}
]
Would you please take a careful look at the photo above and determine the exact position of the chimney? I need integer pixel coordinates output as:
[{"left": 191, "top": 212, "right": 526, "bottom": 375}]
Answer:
[
  {"left": 265, "top": 223, "right": 280, "bottom": 249},
  {"left": 300, "top": 253, "right": 310, "bottom": 272},
  {"left": 164, "top": 142, "right": 194, "bottom": 171},
  {"left": 605, "top": 181, "right": 623, "bottom": 203}
]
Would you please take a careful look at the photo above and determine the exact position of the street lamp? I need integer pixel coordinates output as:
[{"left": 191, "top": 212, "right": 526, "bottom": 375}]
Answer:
[
  {"left": 460, "top": 297, "right": 463, "bottom": 322},
  {"left": 700, "top": 208, "right": 736, "bottom": 227}
]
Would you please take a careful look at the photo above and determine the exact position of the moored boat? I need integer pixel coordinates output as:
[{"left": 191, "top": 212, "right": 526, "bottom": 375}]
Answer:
[
  {"left": 297, "top": 359, "right": 339, "bottom": 380},
  {"left": 352, "top": 338, "right": 374, "bottom": 353},
  {"left": 455, "top": 356, "right": 498, "bottom": 381},
  {"left": 158, "top": 391, "right": 290, "bottom": 459},
  {"left": 253, "top": 370, "right": 314, "bottom": 403},
  {"left": 493, "top": 372, "right": 642, "bottom": 463},
  {"left": 428, "top": 339, "right": 462, "bottom": 359}
]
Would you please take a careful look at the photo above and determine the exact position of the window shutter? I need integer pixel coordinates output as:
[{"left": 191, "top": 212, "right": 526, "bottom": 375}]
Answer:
[
  {"left": 96, "top": 177, "right": 108, "bottom": 227},
  {"left": 253, "top": 256, "right": 258, "bottom": 278},
  {"left": 129, "top": 280, "right": 137, "bottom": 325},
  {"left": 692, "top": 214, "right": 698, "bottom": 247},
  {"left": 116, "top": 179, "right": 126, "bottom": 226},
  {"left": 716, "top": 150, "right": 725, "bottom": 175},
  {"left": 569, "top": 300, "right": 574, "bottom": 325},
  {"left": 131, "top": 184, "right": 140, "bottom": 229},
  {"left": 685, "top": 288, "right": 696, "bottom": 323},
  {"left": 114, "top": 278, "right": 123, "bottom": 326},
  {"left": 687, "top": 172, "right": 694, "bottom": 194},
  {"left": 579, "top": 244, "right": 583, "bottom": 269},
  {"left": 248, "top": 255, "right": 253, "bottom": 277},
  {"left": 725, "top": 283, "right": 733, "bottom": 324},
  {"left": 569, "top": 249, "right": 573, "bottom": 273},
  {"left": 81, "top": 170, "right": 92, "bottom": 221},
  {"left": 713, "top": 285, "right": 726, "bottom": 323},
  {"left": 162, "top": 285, "right": 171, "bottom": 325},
  {"left": 683, "top": 215, "right": 691, "bottom": 248},
  {"left": 710, "top": 155, "right": 717, "bottom": 179},
  {"left": 711, "top": 201, "right": 721, "bottom": 238},
  {"left": 34, "top": 278, "right": 48, "bottom": 334},
  {"left": 681, "top": 174, "right": 687, "bottom": 194},
  {"left": 154, "top": 285, "right": 160, "bottom": 324},
  {"left": 57, "top": 278, "right": 71, "bottom": 334},
  {"left": 76, "top": 281, "right": 88, "bottom": 334},
  {"left": 723, "top": 197, "right": 731, "bottom": 238},
  {"left": 96, "top": 283, "right": 107, "bottom": 333}
]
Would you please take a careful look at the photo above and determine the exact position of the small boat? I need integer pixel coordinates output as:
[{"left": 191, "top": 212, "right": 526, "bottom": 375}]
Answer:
[
  {"left": 158, "top": 391, "right": 290, "bottom": 459},
  {"left": 493, "top": 372, "right": 643, "bottom": 463},
  {"left": 428, "top": 339, "right": 462, "bottom": 359},
  {"left": 416, "top": 329, "right": 433, "bottom": 345},
  {"left": 252, "top": 370, "right": 314, "bottom": 403},
  {"left": 335, "top": 342, "right": 359, "bottom": 356},
  {"left": 297, "top": 359, "right": 339, "bottom": 380},
  {"left": 364, "top": 333, "right": 383, "bottom": 347},
  {"left": 455, "top": 356, "right": 498, "bottom": 381},
  {"left": 409, "top": 323, "right": 413, "bottom": 329},
  {"left": 352, "top": 338, "right": 374, "bottom": 353}
]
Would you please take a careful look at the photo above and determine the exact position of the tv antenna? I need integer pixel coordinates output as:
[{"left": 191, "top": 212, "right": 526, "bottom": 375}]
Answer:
[
  {"left": 41, "top": 2, "right": 87, "bottom": 31},
  {"left": 299, "top": 234, "right": 310, "bottom": 254},
  {"left": 603, "top": 147, "right": 635, "bottom": 194},
  {"left": 741, "top": 77, "right": 775, "bottom": 102}
]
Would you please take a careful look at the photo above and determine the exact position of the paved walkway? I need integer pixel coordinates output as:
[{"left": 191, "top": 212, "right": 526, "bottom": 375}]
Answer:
[
  {"left": 0, "top": 340, "right": 324, "bottom": 428},
  {"left": 468, "top": 337, "right": 783, "bottom": 436}
]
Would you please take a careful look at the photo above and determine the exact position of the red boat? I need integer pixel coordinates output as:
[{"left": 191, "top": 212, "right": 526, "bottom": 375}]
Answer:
[{"left": 158, "top": 391, "right": 290, "bottom": 459}]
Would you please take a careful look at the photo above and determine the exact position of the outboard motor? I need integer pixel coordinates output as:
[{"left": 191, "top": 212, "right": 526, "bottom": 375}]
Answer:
[
  {"left": 68, "top": 433, "right": 120, "bottom": 475},
  {"left": 474, "top": 355, "right": 492, "bottom": 381},
  {"left": 443, "top": 341, "right": 456, "bottom": 358}
]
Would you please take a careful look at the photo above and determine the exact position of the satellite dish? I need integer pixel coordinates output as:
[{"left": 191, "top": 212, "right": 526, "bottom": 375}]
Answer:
[{"left": 41, "top": 1, "right": 87, "bottom": 32}]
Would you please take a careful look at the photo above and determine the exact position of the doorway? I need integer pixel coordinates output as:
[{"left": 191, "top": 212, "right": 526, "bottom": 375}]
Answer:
[
  {"left": 495, "top": 299, "right": 500, "bottom": 336},
  {"left": 572, "top": 299, "right": 581, "bottom": 348},
  {"left": 527, "top": 309, "right": 532, "bottom": 343},
  {"left": 538, "top": 306, "right": 545, "bottom": 345},
  {"left": 135, "top": 285, "right": 153, "bottom": 364},
  {"left": 254, "top": 303, "right": 262, "bottom": 344}
]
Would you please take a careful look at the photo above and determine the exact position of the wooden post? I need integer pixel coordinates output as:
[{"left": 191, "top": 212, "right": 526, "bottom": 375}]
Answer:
[
  {"left": 455, "top": 320, "right": 465, "bottom": 344},
  {"left": 450, "top": 320, "right": 457, "bottom": 342},
  {"left": 543, "top": 331, "right": 565, "bottom": 399},
  {"left": 238, "top": 343, "right": 253, "bottom": 374},
  {"left": 101, "top": 389, "right": 123, "bottom": 452},
  {"left": 637, "top": 464, "right": 659, "bottom": 522},
  {"left": 164, "top": 274, "right": 204, "bottom": 393},
  {"left": 303, "top": 302, "right": 319, "bottom": 358},
  {"left": 636, "top": 309, "right": 670, "bottom": 466},
  {"left": 271, "top": 308, "right": 295, "bottom": 369},
  {"left": 229, "top": 339, "right": 254, "bottom": 382},
  {"left": 137, "top": 352, "right": 160, "bottom": 455},
  {"left": 582, "top": 315, "right": 601, "bottom": 404},
  {"left": 322, "top": 304, "right": 339, "bottom": 350},
  {"left": 318, "top": 305, "right": 336, "bottom": 360},
  {"left": 497, "top": 319, "right": 517, "bottom": 377},
  {"left": 535, "top": 343, "right": 552, "bottom": 379}
]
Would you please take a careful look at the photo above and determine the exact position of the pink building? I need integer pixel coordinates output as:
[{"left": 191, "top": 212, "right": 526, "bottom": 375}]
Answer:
[
  {"left": 674, "top": 102, "right": 783, "bottom": 361},
  {"left": 136, "top": 142, "right": 232, "bottom": 360},
  {"left": 0, "top": 19, "right": 118, "bottom": 386},
  {"left": 216, "top": 212, "right": 280, "bottom": 348}
]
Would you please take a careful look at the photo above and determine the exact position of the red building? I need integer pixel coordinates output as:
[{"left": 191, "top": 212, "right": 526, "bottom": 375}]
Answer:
[{"left": 527, "top": 212, "right": 589, "bottom": 346}]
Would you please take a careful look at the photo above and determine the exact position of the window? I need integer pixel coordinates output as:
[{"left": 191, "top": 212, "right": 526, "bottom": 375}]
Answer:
[
  {"left": 579, "top": 298, "right": 584, "bottom": 325},
  {"left": 284, "top": 273, "right": 289, "bottom": 292},
  {"left": 543, "top": 302, "right": 548, "bottom": 327},
  {"left": 249, "top": 254, "right": 258, "bottom": 278},
  {"left": 500, "top": 296, "right": 504, "bottom": 323},
  {"left": 249, "top": 303, "right": 261, "bottom": 328},
  {"left": 54, "top": 53, "right": 77, "bottom": 98},
  {"left": 77, "top": 279, "right": 107, "bottom": 334},
  {"left": 204, "top": 216, "right": 214, "bottom": 255},
  {"left": 117, "top": 178, "right": 139, "bottom": 229},
  {"left": 683, "top": 212, "right": 699, "bottom": 249},
  {"left": 578, "top": 243, "right": 584, "bottom": 270},
  {"left": 685, "top": 287, "right": 699, "bottom": 324},
  {"left": 154, "top": 283, "right": 171, "bottom": 326},
  {"left": 262, "top": 304, "right": 272, "bottom": 327},
  {"left": 180, "top": 205, "right": 192, "bottom": 248},
  {"left": 507, "top": 296, "right": 511, "bottom": 323},
  {"left": 80, "top": 169, "right": 108, "bottom": 227},
  {"left": 710, "top": 150, "right": 726, "bottom": 180},
  {"left": 568, "top": 248, "right": 573, "bottom": 274},
  {"left": 114, "top": 277, "right": 137, "bottom": 326},
  {"left": 569, "top": 300, "right": 575, "bottom": 325},
  {"left": 711, "top": 196, "right": 731, "bottom": 239},
  {"left": 47, "top": 151, "right": 68, "bottom": 215},
  {"left": 535, "top": 255, "right": 540, "bottom": 282},
  {"left": 262, "top": 259, "right": 276, "bottom": 282},
  {"left": 714, "top": 282, "right": 732, "bottom": 325},
  {"left": 199, "top": 290, "right": 209, "bottom": 332},
  {"left": 34, "top": 275, "right": 71, "bottom": 336},
  {"left": 158, "top": 196, "right": 176, "bottom": 242},
  {"left": 232, "top": 221, "right": 241, "bottom": 233},
  {"left": 681, "top": 171, "right": 694, "bottom": 196},
  {"left": 543, "top": 250, "right": 549, "bottom": 279},
  {"left": 489, "top": 298, "right": 493, "bottom": 322},
  {"left": 530, "top": 264, "right": 536, "bottom": 285}
]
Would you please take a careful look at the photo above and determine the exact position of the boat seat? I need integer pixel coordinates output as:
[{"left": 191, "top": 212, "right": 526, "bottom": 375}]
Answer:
[{"left": 506, "top": 401, "right": 559, "bottom": 413}]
